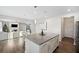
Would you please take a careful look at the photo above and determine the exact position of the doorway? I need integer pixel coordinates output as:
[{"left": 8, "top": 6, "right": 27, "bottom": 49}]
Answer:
[
  {"left": 55, "top": 16, "right": 75, "bottom": 53},
  {"left": 61, "top": 16, "right": 74, "bottom": 39}
]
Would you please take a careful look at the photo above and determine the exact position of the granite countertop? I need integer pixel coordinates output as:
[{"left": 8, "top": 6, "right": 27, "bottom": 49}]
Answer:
[{"left": 26, "top": 33, "right": 59, "bottom": 45}]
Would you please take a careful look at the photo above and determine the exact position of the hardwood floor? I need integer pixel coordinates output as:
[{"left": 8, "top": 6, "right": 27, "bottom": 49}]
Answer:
[
  {"left": 54, "top": 37, "right": 76, "bottom": 53},
  {"left": 0, "top": 37, "right": 76, "bottom": 53},
  {"left": 0, "top": 38, "right": 25, "bottom": 53}
]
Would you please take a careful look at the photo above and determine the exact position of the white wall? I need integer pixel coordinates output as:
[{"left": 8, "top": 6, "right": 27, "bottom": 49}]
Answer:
[{"left": 46, "top": 17, "right": 61, "bottom": 34}]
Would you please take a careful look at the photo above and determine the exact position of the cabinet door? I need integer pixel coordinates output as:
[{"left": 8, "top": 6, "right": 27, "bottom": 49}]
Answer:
[
  {"left": 40, "top": 43, "right": 48, "bottom": 53},
  {"left": 48, "top": 37, "right": 59, "bottom": 53}
]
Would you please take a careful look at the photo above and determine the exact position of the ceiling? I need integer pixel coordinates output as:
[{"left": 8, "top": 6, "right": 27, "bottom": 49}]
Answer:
[{"left": 0, "top": 6, "right": 79, "bottom": 20}]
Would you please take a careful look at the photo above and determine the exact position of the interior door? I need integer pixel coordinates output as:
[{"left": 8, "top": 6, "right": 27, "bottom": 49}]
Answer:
[{"left": 63, "top": 16, "right": 74, "bottom": 38}]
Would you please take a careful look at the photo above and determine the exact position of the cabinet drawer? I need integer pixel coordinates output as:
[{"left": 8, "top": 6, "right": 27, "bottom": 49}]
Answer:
[
  {"left": 48, "top": 36, "right": 59, "bottom": 52},
  {"left": 49, "top": 36, "right": 58, "bottom": 44},
  {"left": 40, "top": 42, "right": 48, "bottom": 53}
]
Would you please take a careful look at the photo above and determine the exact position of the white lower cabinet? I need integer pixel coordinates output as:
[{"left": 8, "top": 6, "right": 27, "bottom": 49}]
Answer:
[
  {"left": 48, "top": 37, "right": 59, "bottom": 53},
  {"left": 25, "top": 36, "right": 59, "bottom": 53},
  {"left": 40, "top": 43, "right": 49, "bottom": 53},
  {"left": 25, "top": 39, "right": 40, "bottom": 53}
]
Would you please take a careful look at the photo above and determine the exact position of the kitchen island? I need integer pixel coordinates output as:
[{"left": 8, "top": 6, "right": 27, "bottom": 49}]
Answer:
[{"left": 25, "top": 33, "right": 59, "bottom": 53}]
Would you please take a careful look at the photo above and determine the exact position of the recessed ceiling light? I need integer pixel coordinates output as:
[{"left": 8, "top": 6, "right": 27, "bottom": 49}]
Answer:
[{"left": 67, "top": 9, "right": 71, "bottom": 12}]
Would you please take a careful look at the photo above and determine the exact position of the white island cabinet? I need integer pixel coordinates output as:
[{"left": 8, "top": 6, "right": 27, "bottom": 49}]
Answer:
[{"left": 25, "top": 33, "right": 59, "bottom": 53}]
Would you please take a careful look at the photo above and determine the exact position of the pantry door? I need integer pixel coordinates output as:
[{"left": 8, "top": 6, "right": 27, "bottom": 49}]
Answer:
[{"left": 63, "top": 16, "right": 74, "bottom": 38}]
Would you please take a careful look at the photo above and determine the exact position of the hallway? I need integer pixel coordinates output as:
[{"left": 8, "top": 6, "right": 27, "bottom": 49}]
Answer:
[{"left": 54, "top": 37, "right": 76, "bottom": 53}]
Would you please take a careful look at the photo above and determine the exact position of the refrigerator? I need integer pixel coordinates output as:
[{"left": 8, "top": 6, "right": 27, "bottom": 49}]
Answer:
[{"left": 76, "top": 21, "right": 79, "bottom": 52}]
